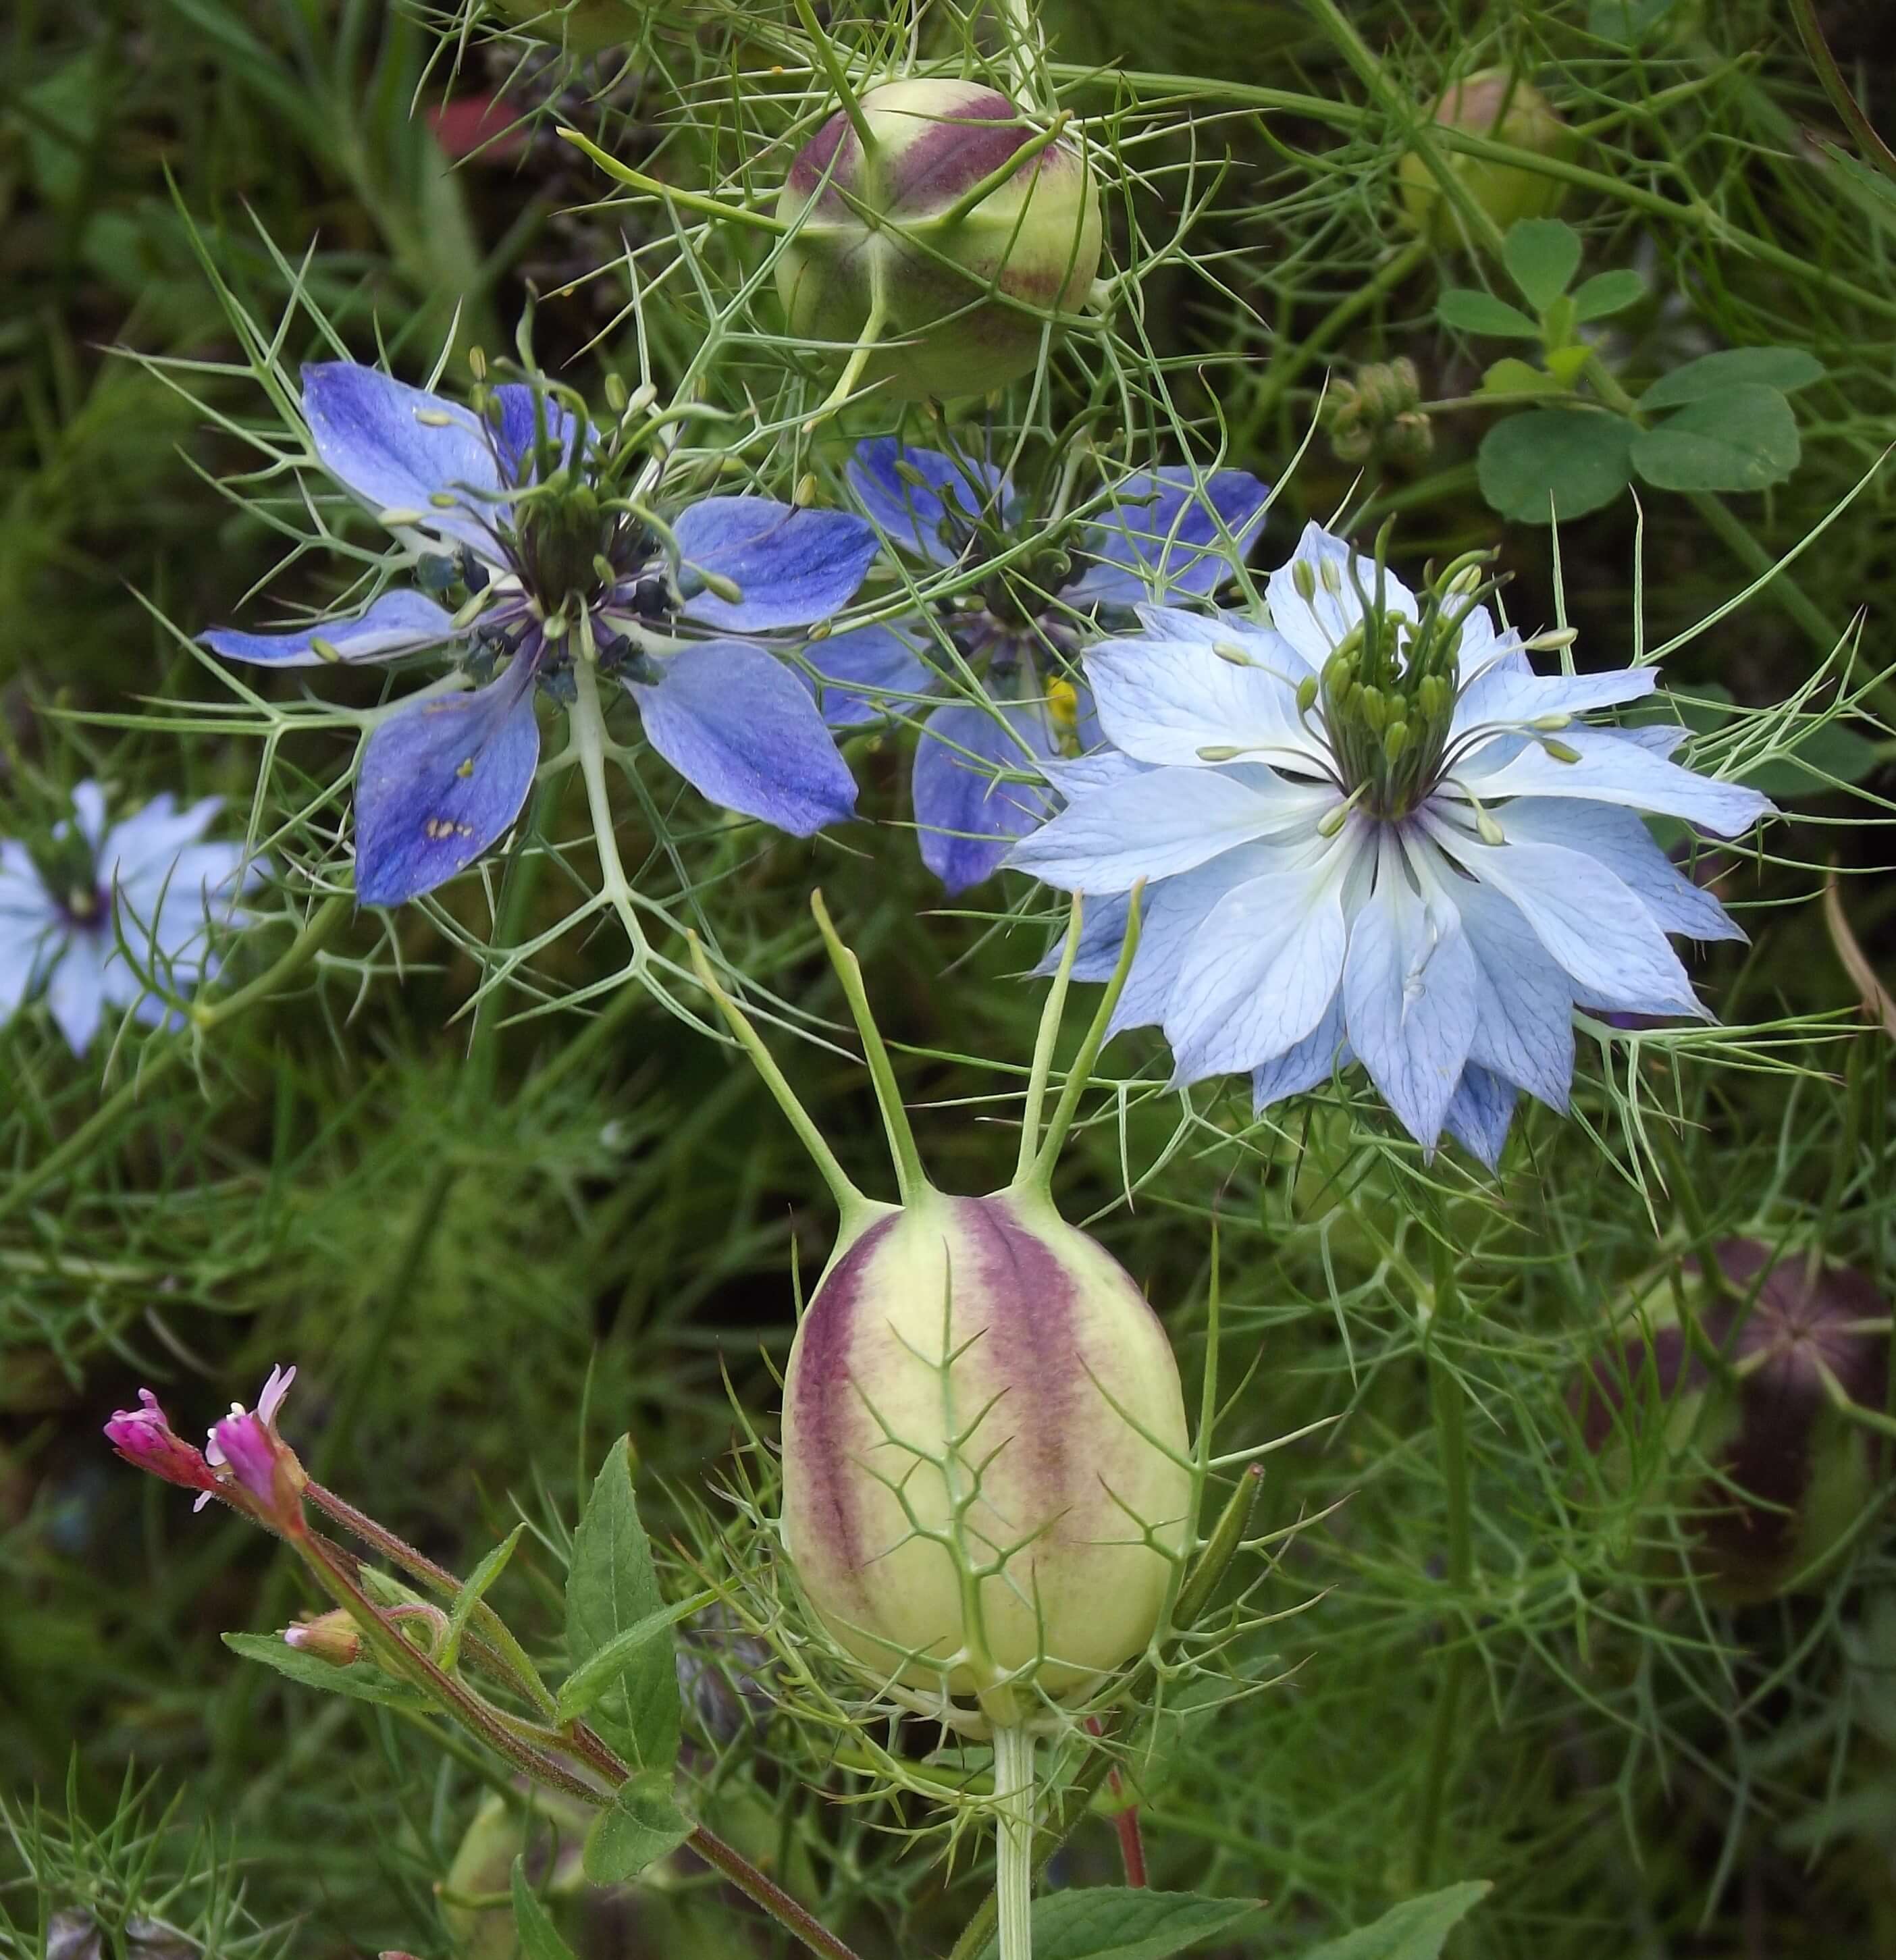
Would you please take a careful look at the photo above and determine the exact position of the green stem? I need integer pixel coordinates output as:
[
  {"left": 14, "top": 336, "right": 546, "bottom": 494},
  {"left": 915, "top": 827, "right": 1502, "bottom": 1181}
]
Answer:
[
  {"left": 0, "top": 893, "right": 349, "bottom": 1226},
  {"left": 555, "top": 130, "right": 791, "bottom": 232},
  {"left": 689, "top": 1822, "right": 869, "bottom": 1960},
  {"left": 1015, "top": 898, "right": 1084, "bottom": 1187},
  {"left": 571, "top": 657, "right": 652, "bottom": 969},
  {"left": 991, "top": 1724, "right": 1038, "bottom": 1960}
]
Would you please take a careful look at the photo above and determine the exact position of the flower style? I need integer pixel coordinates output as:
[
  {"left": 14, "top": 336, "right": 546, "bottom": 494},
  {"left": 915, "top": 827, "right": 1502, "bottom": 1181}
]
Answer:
[
  {"left": 203, "top": 363, "right": 880, "bottom": 907},
  {"left": 1008, "top": 523, "right": 1775, "bottom": 1166},
  {"left": 0, "top": 780, "right": 259, "bottom": 1057},
  {"left": 802, "top": 438, "right": 1269, "bottom": 891},
  {"left": 105, "top": 1364, "right": 304, "bottom": 1529}
]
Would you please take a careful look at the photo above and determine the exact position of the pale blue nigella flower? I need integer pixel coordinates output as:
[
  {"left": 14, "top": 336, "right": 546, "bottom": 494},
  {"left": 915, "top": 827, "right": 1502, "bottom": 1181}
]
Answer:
[
  {"left": 203, "top": 363, "right": 879, "bottom": 907},
  {"left": 1007, "top": 523, "right": 1775, "bottom": 1167},
  {"left": 801, "top": 438, "right": 1269, "bottom": 892},
  {"left": 0, "top": 780, "right": 260, "bottom": 1056}
]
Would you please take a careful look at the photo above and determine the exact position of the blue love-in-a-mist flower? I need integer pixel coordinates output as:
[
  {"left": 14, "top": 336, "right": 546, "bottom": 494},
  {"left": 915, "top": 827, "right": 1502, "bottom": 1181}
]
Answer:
[
  {"left": 203, "top": 363, "right": 880, "bottom": 907},
  {"left": 800, "top": 438, "right": 1269, "bottom": 893},
  {"left": 0, "top": 781, "right": 261, "bottom": 1056},
  {"left": 1008, "top": 522, "right": 1775, "bottom": 1167}
]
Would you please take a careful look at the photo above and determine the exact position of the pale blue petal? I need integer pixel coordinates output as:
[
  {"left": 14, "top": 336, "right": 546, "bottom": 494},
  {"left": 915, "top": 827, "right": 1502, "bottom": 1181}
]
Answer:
[
  {"left": 71, "top": 782, "right": 109, "bottom": 850},
  {"left": 0, "top": 934, "right": 42, "bottom": 1021},
  {"left": 101, "top": 795, "right": 221, "bottom": 890},
  {"left": 355, "top": 669, "right": 541, "bottom": 906},
  {"left": 1618, "top": 722, "right": 1689, "bottom": 757},
  {"left": 1107, "top": 848, "right": 1280, "bottom": 1037},
  {"left": 1497, "top": 798, "right": 1745, "bottom": 944},
  {"left": 1036, "top": 749, "right": 1155, "bottom": 799},
  {"left": 631, "top": 640, "right": 857, "bottom": 837},
  {"left": 912, "top": 700, "right": 1056, "bottom": 893},
  {"left": 45, "top": 938, "right": 108, "bottom": 1055},
  {"left": 1340, "top": 845, "right": 1481, "bottom": 1151},
  {"left": 1451, "top": 661, "right": 1657, "bottom": 737},
  {"left": 1164, "top": 859, "right": 1352, "bottom": 1080},
  {"left": 1006, "top": 766, "right": 1327, "bottom": 895},
  {"left": 1031, "top": 892, "right": 1135, "bottom": 981},
  {"left": 847, "top": 439, "right": 1011, "bottom": 565},
  {"left": 203, "top": 591, "right": 455, "bottom": 668},
  {"left": 1451, "top": 873, "right": 1575, "bottom": 1109},
  {"left": 1067, "top": 467, "right": 1271, "bottom": 605},
  {"left": 674, "top": 497, "right": 879, "bottom": 633},
  {"left": 1430, "top": 822, "right": 1706, "bottom": 1019},
  {"left": 1250, "top": 995, "right": 1350, "bottom": 1112},
  {"left": 1086, "top": 633, "right": 1326, "bottom": 772},
  {"left": 800, "top": 624, "right": 936, "bottom": 728},
  {"left": 1266, "top": 523, "right": 1417, "bottom": 670},
  {"left": 301, "top": 363, "right": 504, "bottom": 558},
  {"left": 1461, "top": 726, "right": 1774, "bottom": 837},
  {"left": 1444, "top": 1063, "right": 1519, "bottom": 1171}
]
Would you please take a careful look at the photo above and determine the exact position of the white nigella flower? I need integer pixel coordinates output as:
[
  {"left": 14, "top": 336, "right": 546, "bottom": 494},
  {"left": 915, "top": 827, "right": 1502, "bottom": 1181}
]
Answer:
[
  {"left": 0, "top": 780, "right": 260, "bottom": 1057},
  {"left": 1007, "top": 523, "right": 1774, "bottom": 1167}
]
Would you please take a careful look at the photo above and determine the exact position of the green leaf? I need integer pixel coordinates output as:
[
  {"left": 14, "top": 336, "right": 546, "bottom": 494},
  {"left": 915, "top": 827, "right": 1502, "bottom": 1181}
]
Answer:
[
  {"left": 1477, "top": 410, "right": 1635, "bottom": 523},
  {"left": 582, "top": 1774, "right": 693, "bottom": 1884},
  {"left": 1300, "top": 1882, "right": 1491, "bottom": 1960},
  {"left": 1640, "top": 348, "right": 1824, "bottom": 409},
  {"left": 1571, "top": 269, "right": 1645, "bottom": 321},
  {"left": 510, "top": 1857, "right": 580, "bottom": 1960},
  {"left": 1630, "top": 386, "right": 1801, "bottom": 493},
  {"left": 1542, "top": 345, "right": 1591, "bottom": 388},
  {"left": 1479, "top": 358, "right": 1553, "bottom": 398},
  {"left": 971, "top": 1888, "right": 1261, "bottom": 1960},
  {"left": 222, "top": 1633, "right": 434, "bottom": 1714},
  {"left": 440, "top": 1524, "right": 523, "bottom": 1675},
  {"left": 555, "top": 1593, "right": 708, "bottom": 1723},
  {"left": 1436, "top": 290, "right": 1541, "bottom": 340},
  {"left": 566, "top": 1438, "right": 680, "bottom": 1773},
  {"left": 1503, "top": 219, "right": 1582, "bottom": 311}
]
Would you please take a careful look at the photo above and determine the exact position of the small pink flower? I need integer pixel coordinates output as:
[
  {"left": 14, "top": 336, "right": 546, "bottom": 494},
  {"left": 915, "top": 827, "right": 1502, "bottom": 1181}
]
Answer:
[
  {"left": 206, "top": 1365, "right": 305, "bottom": 1526},
  {"left": 103, "top": 1390, "right": 220, "bottom": 1506}
]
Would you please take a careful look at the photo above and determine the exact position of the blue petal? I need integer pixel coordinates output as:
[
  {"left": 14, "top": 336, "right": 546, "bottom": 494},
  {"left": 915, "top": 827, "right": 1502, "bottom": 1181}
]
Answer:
[
  {"left": 301, "top": 363, "right": 505, "bottom": 559},
  {"left": 1462, "top": 726, "right": 1774, "bottom": 837},
  {"left": 1067, "top": 468, "right": 1271, "bottom": 605},
  {"left": 847, "top": 438, "right": 1012, "bottom": 566},
  {"left": 354, "top": 668, "right": 541, "bottom": 907},
  {"left": 673, "top": 497, "right": 878, "bottom": 633},
  {"left": 1452, "top": 875, "right": 1575, "bottom": 1109},
  {"left": 1443, "top": 1063, "right": 1519, "bottom": 1171},
  {"left": 1340, "top": 843, "right": 1481, "bottom": 1152},
  {"left": 202, "top": 591, "right": 456, "bottom": 668},
  {"left": 1087, "top": 631, "right": 1321, "bottom": 770},
  {"left": 1266, "top": 522, "right": 1419, "bottom": 670},
  {"left": 45, "top": 939, "right": 108, "bottom": 1055},
  {"left": 631, "top": 641, "right": 857, "bottom": 837},
  {"left": 1250, "top": 995, "right": 1350, "bottom": 1113},
  {"left": 1452, "top": 660, "right": 1657, "bottom": 736},
  {"left": 800, "top": 623, "right": 937, "bottom": 728},
  {"left": 1031, "top": 891, "right": 1135, "bottom": 981},
  {"left": 912, "top": 700, "right": 1057, "bottom": 893},
  {"left": 487, "top": 384, "right": 584, "bottom": 482}
]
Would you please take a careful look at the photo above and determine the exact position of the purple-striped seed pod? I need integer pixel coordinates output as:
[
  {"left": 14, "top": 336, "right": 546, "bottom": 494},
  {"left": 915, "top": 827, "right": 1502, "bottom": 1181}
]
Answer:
[
  {"left": 1398, "top": 70, "right": 1574, "bottom": 244},
  {"left": 782, "top": 1186, "right": 1191, "bottom": 1702},
  {"left": 775, "top": 78, "right": 1103, "bottom": 402},
  {"left": 1576, "top": 1239, "right": 1891, "bottom": 1603}
]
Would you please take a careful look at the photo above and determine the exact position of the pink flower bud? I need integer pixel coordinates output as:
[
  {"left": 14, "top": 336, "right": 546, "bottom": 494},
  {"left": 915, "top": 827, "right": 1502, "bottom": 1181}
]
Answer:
[
  {"left": 103, "top": 1390, "right": 219, "bottom": 1504},
  {"left": 776, "top": 79, "right": 1103, "bottom": 401},
  {"left": 1398, "top": 70, "right": 1574, "bottom": 244},
  {"left": 205, "top": 1364, "right": 306, "bottom": 1529}
]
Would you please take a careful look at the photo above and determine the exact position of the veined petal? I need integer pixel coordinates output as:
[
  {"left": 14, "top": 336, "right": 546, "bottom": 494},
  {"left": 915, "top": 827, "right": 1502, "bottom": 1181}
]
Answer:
[
  {"left": 631, "top": 640, "right": 857, "bottom": 837},
  {"left": 1497, "top": 797, "right": 1746, "bottom": 944},
  {"left": 1164, "top": 854, "right": 1353, "bottom": 1081},
  {"left": 847, "top": 439, "right": 1011, "bottom": 566},
  {"left": 45, "top": 938, "right": 109, "bottom": 1056},
  {"left": 1104, "top": 848, "right": 1280, "bottom": 1037},
  {"left": 1459, "top": 726, "right": 1773, "bottom": 837},
  {"left": 1086, "top": 633, "right": 1327, "bottom": 773},
  {"left": 1340, "top": 840, "right": 1481, "bottom": 1152},
  {"left": 800, "top": 623, "right": 936, "bottom": 728},
  {"left": 913, "top": 701, "right": 1057, "bottom": 893},
  {"left": 1036, "top": 749, "right": 1155, "bottom": 799},
  {"left": 354, "top": 668, "right": 541, "bottom": 907},
  {"left": 675, "top": 498, "right": 878, "bottom": 633},
  {"left": 1006, "top": 766, "right": 1327, "bottom": 895},
  {"left": 1443, "top": 1063, "right": 1519, "bottom": 1171},
  {"left": 1429, "top": 820, "right": 1708, "bottom": 1019},
  {"left": 1451, "top": 661, "right": 1658, "bottom": 739},
  {"left": 1451, "top": 872, "right": 1575, "bottom": 1109},
  {"left": 202, "top": 591, "right": 456, "bottom": 668},
  {"left": 1266, "top": 522, "right": 1418, "bottom": 670},
  {"left": 301, "top": 363, "right": 504, "bottom": 559},
  {"left": 1032, "top": 891, "right": 1135, "bottom": 982},
  {"left": 1066, "top": 467, "right": 1271, "bottom": 605},
  {"left": 1250, "top": 993, "right": 1350, "bottom": 1113}
]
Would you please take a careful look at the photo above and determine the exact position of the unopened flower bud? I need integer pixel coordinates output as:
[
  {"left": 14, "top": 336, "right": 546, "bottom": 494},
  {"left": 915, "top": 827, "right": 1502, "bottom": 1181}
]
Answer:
[
  {"left": 1398, "top": 70, "right": 1575, "bottom": 246},
  {"left": 284, "top": 1609, "right": 363, "bottom": 1667},
  {"left": 1576, "top": 1240, "right": 1890, "bottom": 1602},
  {"left": 104, "top": 1389, "right": 221, "bottom": 1506},
  {"left": 776, "top": 80, "right": 1103, "bottom": 401}
]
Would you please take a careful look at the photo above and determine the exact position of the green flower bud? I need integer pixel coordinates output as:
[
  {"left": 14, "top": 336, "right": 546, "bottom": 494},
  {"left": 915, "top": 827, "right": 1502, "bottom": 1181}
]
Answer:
[
  {"left": 775, "top": 80, "right": 1103, "bottom": 402},
  {"left": 1576, "top": 1240, "right": 1891, "bottom": 1604},
  {"left": 1398, "top": 70, "right": 1575, "bottom": 245}
]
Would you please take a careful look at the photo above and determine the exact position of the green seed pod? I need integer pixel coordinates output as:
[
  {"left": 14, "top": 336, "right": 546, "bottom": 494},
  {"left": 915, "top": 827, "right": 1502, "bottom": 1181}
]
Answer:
[
  {"left": 775, "top": 78, "right": 1104, "bottom": 402},
  {"left": 1576, "top": 1239, "right": 1891, "bottom": 1604},
  {"left": 693, "top": 895, "right": 1190, "bottom": 1720},
  {"left": 1398, "top": 70, "right": 1575, "bottom": 244}
]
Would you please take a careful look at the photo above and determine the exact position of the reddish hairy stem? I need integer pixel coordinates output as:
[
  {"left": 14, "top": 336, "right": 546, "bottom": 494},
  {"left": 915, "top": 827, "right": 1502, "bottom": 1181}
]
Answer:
[{"left": 1085, "top": 1718, "right": 1148, "bottom": 1888}]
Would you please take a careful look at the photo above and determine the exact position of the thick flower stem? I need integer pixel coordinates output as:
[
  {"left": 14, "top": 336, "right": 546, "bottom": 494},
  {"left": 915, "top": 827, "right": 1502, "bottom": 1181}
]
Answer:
[
  {"left": 991, "top": 1724, "right": 1038, "bottom": 1960},
  {"left": 0, "top": 893, "right": 348, "bottom": 1227}
]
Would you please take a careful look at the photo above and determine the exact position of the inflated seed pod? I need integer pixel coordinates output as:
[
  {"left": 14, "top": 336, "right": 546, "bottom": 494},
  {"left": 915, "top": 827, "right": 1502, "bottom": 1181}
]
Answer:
[
  {"left": 1398, "top": 70, "right": 1574, "bottom": 243},
  {"left": 1576, "top": 1239, "right": 1890, "bottom": 1603},
  {"left": 775, "top": 78, "right": 1103, "bottom": 402}
]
